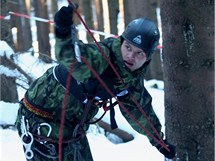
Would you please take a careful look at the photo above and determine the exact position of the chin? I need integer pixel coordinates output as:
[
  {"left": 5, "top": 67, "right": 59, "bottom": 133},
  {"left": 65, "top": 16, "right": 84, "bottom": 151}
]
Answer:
[{"left": 129, "top": 68, "right": 135, "bottom": 72}]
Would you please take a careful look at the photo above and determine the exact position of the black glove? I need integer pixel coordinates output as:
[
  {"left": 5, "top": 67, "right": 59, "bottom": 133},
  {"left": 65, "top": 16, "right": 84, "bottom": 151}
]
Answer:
[
  {"left": 54, "top": 5, "right": 77, "bottom": 38},
  {"left": 156, "top": 140, "right": 176, "bottom": 159}
]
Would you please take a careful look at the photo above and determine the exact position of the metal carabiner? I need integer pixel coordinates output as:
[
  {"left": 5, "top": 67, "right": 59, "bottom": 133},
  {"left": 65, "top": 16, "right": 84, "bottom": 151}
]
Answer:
[
  {"left": 21, "top": 131, "right": 34, "bottom": 159},
  {"left": 20, "top": 115, "right": 34, "bottom": 159},
  {"left": 37, "top": 122, "right": 52, "bottom": 144}
]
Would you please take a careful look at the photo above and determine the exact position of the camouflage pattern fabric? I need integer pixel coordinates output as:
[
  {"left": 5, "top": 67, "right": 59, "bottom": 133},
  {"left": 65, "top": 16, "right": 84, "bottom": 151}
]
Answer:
[
  {"left": 15, "top": 36, "right": 163, "bottom": 161},
  {"left": 16, "top": 100, "right": 93, "bottom": 161},
  {"left": 55, "top": 36, "right": 163, "bottom": 145}
]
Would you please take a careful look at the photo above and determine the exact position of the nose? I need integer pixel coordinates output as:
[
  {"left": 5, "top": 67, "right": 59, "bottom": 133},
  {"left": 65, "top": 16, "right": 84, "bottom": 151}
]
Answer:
[{"left": 127, "top": 51, "right": 135, "bottom": 59}]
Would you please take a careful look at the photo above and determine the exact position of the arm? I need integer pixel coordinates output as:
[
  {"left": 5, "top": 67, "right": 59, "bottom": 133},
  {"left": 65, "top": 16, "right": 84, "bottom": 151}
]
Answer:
[
  {"left": 118, "top": 77, "right": 176, "bottom": 159},
  {"left": 118, "top": 77, "right": 163, "bottom": 146},
  {"left": 54, "top": 5, "right": 110, "bottom": 83},
  {"left": 55, "top": 38, "right": 110, "bottom": 83}
]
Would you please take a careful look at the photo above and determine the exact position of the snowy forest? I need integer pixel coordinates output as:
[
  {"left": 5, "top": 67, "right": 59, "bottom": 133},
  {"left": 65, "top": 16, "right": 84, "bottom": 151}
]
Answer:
[{"left": 0, "top": 0, "right": 214, "bottom": 161}]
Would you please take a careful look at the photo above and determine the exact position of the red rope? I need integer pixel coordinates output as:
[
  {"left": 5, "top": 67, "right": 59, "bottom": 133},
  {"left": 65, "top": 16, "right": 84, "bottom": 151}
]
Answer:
[
  {"left": 58, "top": 60, "right": 77, "bottom": 161},
  {"left": 81, "top": 57, "right": 167, "bottom": 147},
  {"left": 67, "top": 0, "right": 169, "bottom": 151},
  {"left": 57, "top": 1, "right": 169, "bottom": 157},
  {"left": 67, "top": 0, "right": 122, "bottom": 80}
]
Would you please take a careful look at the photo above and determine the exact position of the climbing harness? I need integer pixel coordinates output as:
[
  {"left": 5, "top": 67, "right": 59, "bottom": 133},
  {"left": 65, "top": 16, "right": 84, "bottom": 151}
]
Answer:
[
  {"left": 66, "top": 0, "right": 170, "bottom": 153},
  {"left": 53, "top": 63, "right": 127, "bottom": 128},
  {"left": 23, "top": 95, "right": 54, "bottom": 119},
  {"left": 35, "top": 122, "right": 58, "bottom": 159},
  {"left": 17, "top": 4, "right": 171, "bottom": 161},
  {"left": 20, "top": 116, "right": 34, "bottom": 160},
  {"left": 20, "top": 112, "right": 59, "bottom": 160},
  {"left": 66, "top": 98, "right": 95, "bottom": 161}
]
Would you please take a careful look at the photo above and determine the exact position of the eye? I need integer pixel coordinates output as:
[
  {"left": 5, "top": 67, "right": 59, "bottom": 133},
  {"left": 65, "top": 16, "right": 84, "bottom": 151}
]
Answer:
[
  {"left": 137, "top": 51, "right": 145, "bottom": 56},
  {"left": 125, "top": 44, "right": 132, "bottom": 51},
  {"left": 135, "top": 51, "right": 147, "bottom": 58}
]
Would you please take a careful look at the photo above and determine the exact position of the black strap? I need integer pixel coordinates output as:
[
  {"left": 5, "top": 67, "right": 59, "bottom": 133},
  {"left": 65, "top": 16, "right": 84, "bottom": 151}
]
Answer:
[
  {"left": 109, "top": 99, "right": 118, "bottom": 129},
  {"left": 54, "top": 64, "right": 118, "bottom": 129},
  {"left": 86, "top": 111, "right": 107, "bottom": 124},
  {"left": 54, "top": 64, "right": 86, "bottom": 102}
]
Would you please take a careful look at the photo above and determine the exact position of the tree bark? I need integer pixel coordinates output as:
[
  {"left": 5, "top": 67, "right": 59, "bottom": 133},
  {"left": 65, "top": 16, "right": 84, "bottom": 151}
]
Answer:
[
  {"left": 9, "top": 0, "right": 32, "bottom": 52},
  {"left": 0, "top": 55, "right": 19, "bottom": 103},
  {"left": 49, "top": 0, "right": 58, "bottom": 33},
  {"left": 33, "top": 0, "right": 51, "bottom": 63},
  {"left": 0, "top": 0, "right": 18, "bottom": 103},
  {"left": 0, "top": 0, "right": 15, "bottom": 49},
  {"left": 161, "top": 1, "right": 214, "bottom": 161},
  {"left": 107, "top": 0, "right": 119, "bottom": 35},
  {"left": 79, "top": 0, "right": 94, "bottom": 42},
  {"left": 94, "top": 0, "right": 104, "bottom": 41}
]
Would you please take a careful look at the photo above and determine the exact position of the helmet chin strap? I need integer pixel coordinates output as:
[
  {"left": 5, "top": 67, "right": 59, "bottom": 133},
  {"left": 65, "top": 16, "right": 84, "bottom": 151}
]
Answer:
[{"left": 142, "top": 59, "right": 151, "bottom": 68}]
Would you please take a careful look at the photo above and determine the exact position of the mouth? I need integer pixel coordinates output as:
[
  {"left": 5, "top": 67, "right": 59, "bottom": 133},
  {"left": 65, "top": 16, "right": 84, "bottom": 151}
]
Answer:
[{"left": 124, "top": 60, "right": 134, "bottom": 67}]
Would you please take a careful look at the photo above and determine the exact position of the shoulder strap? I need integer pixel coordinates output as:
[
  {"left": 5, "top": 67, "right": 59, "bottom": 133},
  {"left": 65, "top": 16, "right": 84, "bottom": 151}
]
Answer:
[
  {"left": 53, "top": 64, "right": 87, "bottom": 103},
  {"left": 53, "top": 64, "right": 124, "bottom": 129}
]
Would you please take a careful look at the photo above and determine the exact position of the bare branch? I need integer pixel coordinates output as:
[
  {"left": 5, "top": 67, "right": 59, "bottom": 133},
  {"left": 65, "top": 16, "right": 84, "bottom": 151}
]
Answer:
[
  {"left": 95, "top": 119, "right": 134, "bottom": 143},
  {"left": 1, "top": 55, "right": 34, "bottom": 85}
]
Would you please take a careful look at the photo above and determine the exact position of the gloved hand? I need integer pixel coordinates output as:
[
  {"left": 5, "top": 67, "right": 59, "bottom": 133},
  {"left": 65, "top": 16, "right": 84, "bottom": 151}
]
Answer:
[
  {"left": 54, "top": 4, "right": 77, "bottom": 38},
  {"left": 156, "top": 140, "right": 176, "bottom": 159}
]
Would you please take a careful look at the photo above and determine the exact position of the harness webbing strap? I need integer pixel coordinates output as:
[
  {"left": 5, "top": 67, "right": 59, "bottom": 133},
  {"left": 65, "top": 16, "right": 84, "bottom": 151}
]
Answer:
[
  {"left": 53, "top": 64, "right": 86, "bottom": 103},
  {"left": 53, "top": 64, "right": 123, "bottom": 129},
  {"left": 23, "top": 96, "right": 54, "bottom": 119},
  {"left": 109, "top": 99, "right": 118, "bottom": 129}
]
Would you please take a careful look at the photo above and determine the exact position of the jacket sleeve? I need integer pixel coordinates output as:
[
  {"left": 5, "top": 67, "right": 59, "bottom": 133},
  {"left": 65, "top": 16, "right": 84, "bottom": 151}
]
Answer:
[
  {"left": 118, "top": 77, "right": 163, "bottom": 146},
  {"left": 55, "top": 36, "right": 110, "bottom": 83}
]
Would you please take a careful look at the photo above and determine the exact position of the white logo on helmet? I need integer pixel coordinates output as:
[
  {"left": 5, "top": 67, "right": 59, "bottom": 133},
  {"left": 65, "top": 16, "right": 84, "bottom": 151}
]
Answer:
[{"left": 132, "top": 35, "right": 142, "bottom": 45}]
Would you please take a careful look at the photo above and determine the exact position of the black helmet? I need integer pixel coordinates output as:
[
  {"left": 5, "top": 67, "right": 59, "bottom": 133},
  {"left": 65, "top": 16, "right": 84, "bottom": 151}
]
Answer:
[{"left": 122, "top": 18, "right": 160, "bottom": 56}]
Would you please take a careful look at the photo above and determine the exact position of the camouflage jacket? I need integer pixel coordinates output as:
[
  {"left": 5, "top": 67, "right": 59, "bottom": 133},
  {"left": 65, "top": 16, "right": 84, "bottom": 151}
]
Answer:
[{"left": 26, "top": 36, "right": 162, "bottom": 146}]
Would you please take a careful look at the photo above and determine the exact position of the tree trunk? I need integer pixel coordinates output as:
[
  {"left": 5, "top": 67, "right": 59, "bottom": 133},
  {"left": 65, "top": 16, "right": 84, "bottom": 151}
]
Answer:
[
  {"left": 160, "top": 1, "right": 214, "bottom": 161},
  {"left": 122, "top": 0, "right": 131, "bottom": 26},
  {"left": 33, "top": 0, "right": 51, "bottom": 63},
  {"left": 107, "top": 0, "right": 119, "bottom": 35},
  {"left": 50, "top": 0, "right": 58, "bottom": 19},
  {"left": 94, "top": 0, "right": 104, "bottom": 41},
  {"left": 0, "top": 0, "right": 18, "bottom": 103},
  {"left": 79, "top": 0, "right": 94, "bottom": 42},
  {"left": 9, "top": 0, "right": 32, "bottom": 52},
  {"left": 0, "top": 0, "right": 15, "bottom": 49},
  {"left": 0, "top": 55, "right": 19, "bottom": 103},
  {"left": 49, "top": 0, "right": 58, "bottom": 33}
]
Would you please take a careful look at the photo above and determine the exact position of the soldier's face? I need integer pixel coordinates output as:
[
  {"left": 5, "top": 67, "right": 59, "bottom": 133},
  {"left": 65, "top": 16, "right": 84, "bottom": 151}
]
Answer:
[{"left": 121, "top": 40, "right": 147, "bottom": 72}]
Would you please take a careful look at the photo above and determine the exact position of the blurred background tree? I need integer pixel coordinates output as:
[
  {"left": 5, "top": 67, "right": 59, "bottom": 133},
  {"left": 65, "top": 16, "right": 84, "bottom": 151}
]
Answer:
[{"left": 0, "top": 0, "right": 18, "bottom": 102}]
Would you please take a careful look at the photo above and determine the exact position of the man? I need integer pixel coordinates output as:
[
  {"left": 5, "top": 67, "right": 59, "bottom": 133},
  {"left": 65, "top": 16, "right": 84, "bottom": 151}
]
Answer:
[{"left": 16, "top": 5, "right": 176, "bottom": 161}]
